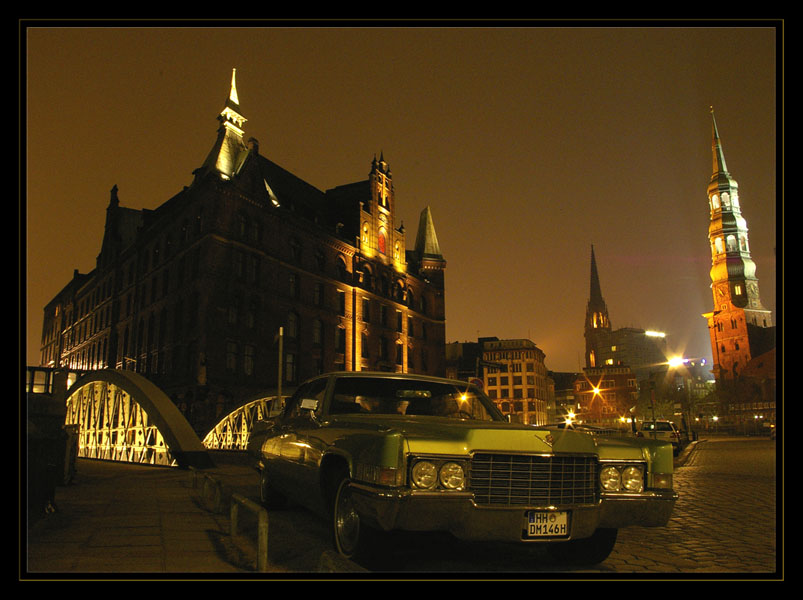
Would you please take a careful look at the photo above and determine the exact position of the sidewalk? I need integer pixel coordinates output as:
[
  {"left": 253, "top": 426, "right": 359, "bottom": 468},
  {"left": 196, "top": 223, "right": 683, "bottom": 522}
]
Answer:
[
  {"left": 25, "top": 457, "right": 247, "bottom": 575},
  {"left": 24, "top": 453, "right": 358, "bottom": 577}
]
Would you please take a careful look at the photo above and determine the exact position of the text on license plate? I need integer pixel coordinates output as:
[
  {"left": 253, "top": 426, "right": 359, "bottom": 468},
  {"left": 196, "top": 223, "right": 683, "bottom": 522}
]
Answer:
[{"left": 526, "top": 511, "right": 569, "bottom": 537}]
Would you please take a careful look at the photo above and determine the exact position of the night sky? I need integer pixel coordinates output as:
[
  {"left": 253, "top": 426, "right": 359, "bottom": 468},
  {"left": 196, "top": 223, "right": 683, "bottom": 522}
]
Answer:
[{"left": 24, "top": 24, "right": 779, "bottom": 373}]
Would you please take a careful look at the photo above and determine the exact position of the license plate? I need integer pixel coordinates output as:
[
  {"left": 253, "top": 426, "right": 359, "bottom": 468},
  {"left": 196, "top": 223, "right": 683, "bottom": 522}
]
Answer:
[{"left": 525, "top": 511, "right": 569, "bottom": 538}]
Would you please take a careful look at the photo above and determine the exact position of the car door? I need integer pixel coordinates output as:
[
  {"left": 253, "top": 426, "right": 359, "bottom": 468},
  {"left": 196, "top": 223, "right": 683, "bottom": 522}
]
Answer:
[{"left": 271, "top": 378, "right": 329, "bottom": 501}]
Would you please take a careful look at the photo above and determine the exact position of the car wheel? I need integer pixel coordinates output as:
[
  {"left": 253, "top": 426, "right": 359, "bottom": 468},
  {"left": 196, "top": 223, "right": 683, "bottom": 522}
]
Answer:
[
  {"left": 332, "top": 474, "right": 375, "bottom": 560},
  {"left": 258, "top": 468, "right": 286, "bottom": 509},
  {"left": 546, "top": 528, "right": 618, "bottom": 565}
]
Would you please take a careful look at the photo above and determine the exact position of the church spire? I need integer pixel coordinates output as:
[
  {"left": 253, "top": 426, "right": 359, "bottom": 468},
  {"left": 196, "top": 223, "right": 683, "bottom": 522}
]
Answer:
[
  {"left": 589, "top": 244, "right": 604, "bottom": 307},
  {"left": 586, "top": 245, "right": 610, "bottom": 331},
  {"left": 584, "top": 245, "right": 610, "bottom": 368},
  {"left": 709, "top": 107, "right": 737, "bottom": 195}
]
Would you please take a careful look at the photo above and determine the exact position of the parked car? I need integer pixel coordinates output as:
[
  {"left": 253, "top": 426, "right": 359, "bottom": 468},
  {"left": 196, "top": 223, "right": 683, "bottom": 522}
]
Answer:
[
  {"left": 638, "top": 420, "right": 687, "bottom": 456},
  {"left": 247, "top": 372, "right": 678, "bottom": 565}
]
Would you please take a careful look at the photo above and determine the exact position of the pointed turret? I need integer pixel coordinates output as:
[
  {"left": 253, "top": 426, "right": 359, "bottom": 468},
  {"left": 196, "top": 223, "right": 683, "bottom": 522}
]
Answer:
[
  {"left": 195, "top": 69, "right": 250, "bottom": 182},
  {"left": 415, "top": 206, "right": 443, "bottom": 261},
  {"left": 220, "top": 68, "right": 247, "bottom": 135},
  {"left": 412, "top": 206, "right": 445, "bottom": 286}
]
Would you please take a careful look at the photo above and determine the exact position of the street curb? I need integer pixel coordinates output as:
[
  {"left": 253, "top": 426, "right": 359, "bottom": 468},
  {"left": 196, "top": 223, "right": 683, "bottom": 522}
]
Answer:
[{"left": 674, "top": 439, "right": 703, "bottom": 468}]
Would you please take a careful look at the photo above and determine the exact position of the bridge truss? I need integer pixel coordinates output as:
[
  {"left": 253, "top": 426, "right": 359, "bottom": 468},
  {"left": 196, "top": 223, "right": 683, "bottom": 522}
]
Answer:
[
  {"left": 63, "top": 370, "right": 211, "bottom": 469},
  {"left": 202, "top": 397, "right": 282, "bottom": 451}
]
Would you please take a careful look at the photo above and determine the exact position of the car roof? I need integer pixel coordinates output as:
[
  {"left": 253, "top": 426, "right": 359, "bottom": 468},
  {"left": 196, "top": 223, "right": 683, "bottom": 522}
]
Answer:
[{"left": 316, "top": 371, "right": 472, "bottom": 386}]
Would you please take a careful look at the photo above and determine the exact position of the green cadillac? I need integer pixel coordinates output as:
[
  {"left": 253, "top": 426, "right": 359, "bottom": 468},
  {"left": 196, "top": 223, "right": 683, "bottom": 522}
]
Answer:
[{"left": 246, "top": 372, "right": 677, "bottom": 564}]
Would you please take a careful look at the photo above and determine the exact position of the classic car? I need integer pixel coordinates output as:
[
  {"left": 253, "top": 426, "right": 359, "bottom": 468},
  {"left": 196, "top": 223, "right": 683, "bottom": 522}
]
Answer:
[{"left": 246, "top": 372, "right": 678, "bottom": 565}]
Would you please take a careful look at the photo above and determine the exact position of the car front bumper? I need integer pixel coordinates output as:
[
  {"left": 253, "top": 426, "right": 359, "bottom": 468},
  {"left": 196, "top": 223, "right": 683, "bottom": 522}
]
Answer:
[{"left": 350, "top": 482, "right": 677, "bottom": 542}]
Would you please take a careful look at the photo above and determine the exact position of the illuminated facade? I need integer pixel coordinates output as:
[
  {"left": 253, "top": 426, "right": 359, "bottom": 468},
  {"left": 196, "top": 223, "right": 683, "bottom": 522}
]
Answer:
[
  {"left": 702, "top": 110, "right": 774, "bottom": 383},
  {"left": 481, "top": 338, "right": 550, "bottom": 425},
  {"left": 574, "top": 366, "right": 639, "bottom": 428},
  {"left": 39, "top": 69, "right": 446, "bottom": 431}
]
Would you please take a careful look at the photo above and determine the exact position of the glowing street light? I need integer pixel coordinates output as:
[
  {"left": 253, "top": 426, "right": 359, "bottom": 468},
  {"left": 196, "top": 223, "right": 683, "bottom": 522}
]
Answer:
[{"left": 668, "top": 356, "right": 687, "bottom": 368}]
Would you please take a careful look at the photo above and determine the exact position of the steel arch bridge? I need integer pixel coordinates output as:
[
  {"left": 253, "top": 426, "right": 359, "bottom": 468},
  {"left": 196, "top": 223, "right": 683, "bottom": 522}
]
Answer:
[
  {"left": 202, "top": 396, "right": 283, "bottom": 451},
  {"left": 64, "top": 370, "right": 213, "bottom": 469}
]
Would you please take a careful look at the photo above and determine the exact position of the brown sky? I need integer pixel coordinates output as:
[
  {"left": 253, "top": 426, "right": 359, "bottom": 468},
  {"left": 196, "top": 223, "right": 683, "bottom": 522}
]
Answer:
[{"left": 23, "top": 23, "right": 780, "bottom": 372}]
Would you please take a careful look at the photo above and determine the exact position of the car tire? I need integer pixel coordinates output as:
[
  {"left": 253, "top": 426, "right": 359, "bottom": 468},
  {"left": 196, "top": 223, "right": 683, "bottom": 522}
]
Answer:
[
  {"left": 331, "top": 473, "right": 376, "bottom": 560},
  {"left": 258, "top": 468, "right": 286, "bottom": 509},
  {"left": 546, "top": 527, "right": 618, "bottom": 565}
]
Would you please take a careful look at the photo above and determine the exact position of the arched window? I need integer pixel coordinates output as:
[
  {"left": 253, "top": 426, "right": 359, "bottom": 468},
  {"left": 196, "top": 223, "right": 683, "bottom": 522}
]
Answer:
[
  {"left": 378, "top": 227, "right": 387, "bottom": 255},
  {"left": 726, "top": 235, "right": 737, "bottom": 252}
]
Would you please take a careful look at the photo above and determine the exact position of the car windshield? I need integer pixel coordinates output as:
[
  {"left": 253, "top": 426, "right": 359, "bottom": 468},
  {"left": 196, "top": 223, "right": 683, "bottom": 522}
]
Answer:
[{"left": 329, "top": 377, "right": 503, "bottom": 422}]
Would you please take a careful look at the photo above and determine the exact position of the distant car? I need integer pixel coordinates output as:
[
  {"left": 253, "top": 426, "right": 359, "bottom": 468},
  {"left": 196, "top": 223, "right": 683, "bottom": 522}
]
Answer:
[
  {"left": 247, "top": 372, "right": 678, "bottom": 565},
  {"left": 638, "top": 420, "right": 687, "bottom": 456}
]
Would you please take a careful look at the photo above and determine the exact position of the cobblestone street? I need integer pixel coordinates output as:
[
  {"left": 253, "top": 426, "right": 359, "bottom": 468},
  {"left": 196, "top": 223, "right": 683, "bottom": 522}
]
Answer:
[{"left": 609, "top": 436, "right": 777, "bottom": 575}]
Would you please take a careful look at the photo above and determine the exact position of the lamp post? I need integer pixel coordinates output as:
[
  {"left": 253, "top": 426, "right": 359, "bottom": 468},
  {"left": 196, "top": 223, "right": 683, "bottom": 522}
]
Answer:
[{"left": 668, "top": 356, "right": 696, "bottom": 438}]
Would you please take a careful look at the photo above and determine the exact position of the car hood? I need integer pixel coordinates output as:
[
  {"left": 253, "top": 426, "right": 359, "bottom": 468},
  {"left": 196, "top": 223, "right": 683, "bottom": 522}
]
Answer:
[{"left": 328, "top": 414, "right": 600, "bottom": 456}]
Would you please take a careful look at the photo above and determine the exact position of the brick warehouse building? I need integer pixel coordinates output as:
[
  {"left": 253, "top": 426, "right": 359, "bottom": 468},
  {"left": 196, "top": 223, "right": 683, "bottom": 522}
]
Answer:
[{"left": 38, "top": 70, "right": 447, "bottom": 432}]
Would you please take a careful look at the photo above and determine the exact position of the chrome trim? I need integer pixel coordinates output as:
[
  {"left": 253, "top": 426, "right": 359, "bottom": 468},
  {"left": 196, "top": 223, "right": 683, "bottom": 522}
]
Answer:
[{"left": 469, "top": 451, "right": 599, "bottom": 508}]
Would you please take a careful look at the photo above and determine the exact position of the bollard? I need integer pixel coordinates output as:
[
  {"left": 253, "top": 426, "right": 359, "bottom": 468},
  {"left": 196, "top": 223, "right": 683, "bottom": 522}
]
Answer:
[
  {"left": 187, "top": 467, "right": 226, "bottom": 514},
  {"left": 231, "top": 493, "right": 269, "bottom": 573}
]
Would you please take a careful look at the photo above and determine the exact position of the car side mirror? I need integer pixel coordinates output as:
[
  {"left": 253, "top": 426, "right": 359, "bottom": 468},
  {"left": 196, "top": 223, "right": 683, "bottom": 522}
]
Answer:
[{"left": 300, "top": 398, "right": 319, "bottom": 412}]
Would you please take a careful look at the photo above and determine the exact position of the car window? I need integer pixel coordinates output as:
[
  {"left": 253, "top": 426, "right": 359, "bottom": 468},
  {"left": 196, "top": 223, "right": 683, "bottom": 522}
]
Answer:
[
  {"left": 329, "top": 377, "right": 503, "bottom": 421},
  {"left": 284, "top": 378, "right": 328, "bottom": 419}
]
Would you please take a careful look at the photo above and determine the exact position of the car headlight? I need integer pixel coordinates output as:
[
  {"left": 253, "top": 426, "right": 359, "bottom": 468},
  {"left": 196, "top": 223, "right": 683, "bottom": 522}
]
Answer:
[
  {"left": 438, "top": 462, "right": 465, "bottom": 490},
  {"left": 600, "top": 465, "right": 622, "bottom": 491},
  {"left": 621, "top": 466, "right": 645, "bottom": 493},
  {"left": 600, "top": 463, "right": 645, "bottom": 493},
  {"left": 410, "top": 459, "right": 467, "bottom": 491},
  {"left": 411, "top": 461, "right": 438, "bottom": 489}
]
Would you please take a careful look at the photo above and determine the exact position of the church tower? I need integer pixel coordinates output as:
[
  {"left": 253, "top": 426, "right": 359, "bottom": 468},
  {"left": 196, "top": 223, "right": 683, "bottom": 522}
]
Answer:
[
  {"left": 585, "top": 245, "right": 611, "bottom": 368},
  {"left": 702, "top": 109, "right": 773, "bottom": 382}
]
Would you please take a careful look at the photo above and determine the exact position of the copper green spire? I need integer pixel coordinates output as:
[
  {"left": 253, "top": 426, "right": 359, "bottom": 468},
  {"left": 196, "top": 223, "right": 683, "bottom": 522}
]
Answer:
[{"left": 414, "top": 206, "right": 443, "bottom": 260}]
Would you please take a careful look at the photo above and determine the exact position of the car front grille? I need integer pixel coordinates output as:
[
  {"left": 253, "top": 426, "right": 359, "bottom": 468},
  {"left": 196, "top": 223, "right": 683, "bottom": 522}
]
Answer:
[{"left": 470, "top": 453, "right": 598, "bottom": 507}]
